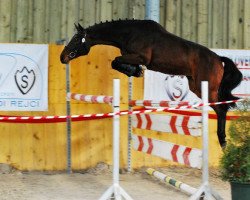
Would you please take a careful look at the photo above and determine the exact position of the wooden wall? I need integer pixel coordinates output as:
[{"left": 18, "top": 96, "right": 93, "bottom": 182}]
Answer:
[
  {"left": 0, "top": 0, "right": 249, "bottom": 49},
  {"left": 0, "top": 45, "right": 230, "bottom": 171}
]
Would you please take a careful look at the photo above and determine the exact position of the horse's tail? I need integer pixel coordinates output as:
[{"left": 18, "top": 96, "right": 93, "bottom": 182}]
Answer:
[{"left": 218, "top": 56, "right": 242, "bottom": 110}]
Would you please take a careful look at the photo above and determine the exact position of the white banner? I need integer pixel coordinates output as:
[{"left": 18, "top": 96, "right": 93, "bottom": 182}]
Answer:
[
  {"left": 144, "top": 49, "right": 250, "bottom": 102},
  {"left": 0, "top": 44, "right": 48, "bottom": 111}
]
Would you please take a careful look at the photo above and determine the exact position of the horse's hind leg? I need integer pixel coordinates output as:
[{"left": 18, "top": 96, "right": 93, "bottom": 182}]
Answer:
[
  {"left": 190, "top": 74, "right": 228, "bottom": 148},
  {"left": 210, "top": 104, "right": 228, "bottom": 148}
]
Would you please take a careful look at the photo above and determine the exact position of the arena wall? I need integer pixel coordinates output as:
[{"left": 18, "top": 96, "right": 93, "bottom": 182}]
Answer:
[{"left": 0, "top": 45, "right": 235, "bottom": 171}]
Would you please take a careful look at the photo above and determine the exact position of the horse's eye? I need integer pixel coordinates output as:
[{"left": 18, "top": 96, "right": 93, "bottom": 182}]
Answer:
[{"left": 82, "top": 38, "right": 86, "bottom": 43}]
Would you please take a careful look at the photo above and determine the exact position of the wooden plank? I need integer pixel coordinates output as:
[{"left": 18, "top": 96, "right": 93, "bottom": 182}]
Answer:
[
  {"left": 66, "top": 0, "right": 77, "bottom": 39},
  {"left": 0, "top": 125, "right": 11, "bottom": 167},
  {"left": 159, "top": 0, "right": 165, "bottom": 26},
  {"left": 112, "top": 0, "right": 129, "bottom": 20},
  {"left": 27, "top": 0, "right": 33, "bottom": 43},
  {"left": 44, "top": 0, "right": 50, "bottom": 43},
  {"left": 99, "top": 0, "right": 112, "bottom": 22},
  {"left": 10, "top": 0, "right": 17, "bottom": 42},
  {"left": 175, "top": 0, "right": 182, "bottom": 36},
  {"left": 228, "top": 0, "right": 240, "bottom": 48},
  {"left": 211, "top": 0, "right": 224, "bottom": 48},
  {"left": 197, "top": 0, "right": 208, "bottom": 46},
  {"left": 0, "top": 0, "right": 11, "bottom": 42},
  {"left": 128, "top": 0, "right": 145, "bottom": 19},
  {"left": 48, "top": 0, "right": 62, "bottom": 42},
  {"left": 238, "top": 0, "right": 244, "bottom": 49},
  {"left": 16, "top": 0, "right": 29, "bottom": 42},
  {"left": 165, "top": 0, "right": 177, "bottom": 34},
  {"left": 222, "top": 0, "right": 228, "bottom": 48},
  {"left": 243, "top": 0, "right": 250, "bottom": 48},
  {"left": 60, "top": 0, "right": 68, "bottom": 39},
  {"left": 33, "top": 0, "right": 46, "bottom": 43},
  {"left": 181, "top": 0, "right": 193, "bottom": 40},
  {"left": 207, "top": 0, "right": 213, "bottom": 47},
  {"left": 191, "top": 0, "right": 197, "bottom": 42},
  {"left": 80, "top": 0, "right": 96, "bottom": 27}
]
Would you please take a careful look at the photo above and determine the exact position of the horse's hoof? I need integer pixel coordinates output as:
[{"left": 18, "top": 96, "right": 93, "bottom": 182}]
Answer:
[
  {"left": 221, "top": 141, "right": 227, "bottom": 150},
  {"left": 134, "top": 65, "right": 147, "bottom": 77}
]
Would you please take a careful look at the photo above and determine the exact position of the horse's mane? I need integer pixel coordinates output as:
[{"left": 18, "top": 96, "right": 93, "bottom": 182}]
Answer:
[
  {"left": 87, "top": 18, "right": 137, "bottom": 28},
  {"left": 86, "top": 19, "right": 163, "bottom": 32}
]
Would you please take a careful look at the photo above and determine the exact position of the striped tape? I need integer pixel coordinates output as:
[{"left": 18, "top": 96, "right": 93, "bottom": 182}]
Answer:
[{"left": 0, "top": 99, "right": 244, "bottom": 123}]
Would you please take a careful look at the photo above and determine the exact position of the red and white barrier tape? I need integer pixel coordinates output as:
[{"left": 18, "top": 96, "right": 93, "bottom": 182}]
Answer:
[
  {"left": 0, "top": 99, "right": 244, "bottom": 123},
  {"left": 68, "top": 93, "right": 113, "bottom": 104}
]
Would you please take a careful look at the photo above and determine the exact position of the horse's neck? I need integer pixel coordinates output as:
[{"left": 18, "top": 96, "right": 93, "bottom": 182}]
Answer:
[{"left": 87, "top": 24, "right": 124, "bottom": 48}]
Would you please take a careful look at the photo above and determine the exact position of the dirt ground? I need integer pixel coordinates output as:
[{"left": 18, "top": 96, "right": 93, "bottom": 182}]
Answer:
[{"left": 0, "top": 163, "right": 231, "bottom": 200}]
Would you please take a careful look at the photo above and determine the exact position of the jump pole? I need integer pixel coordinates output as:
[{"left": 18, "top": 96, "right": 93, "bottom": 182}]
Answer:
[
  {"left": 99, "top": 79, "right": 133, "bottom": 200},
  {"left": 146, "top": 168, "right": 197, "bottom": 195},
  {"left": 189, "top": 81, "right": 222, "bottom": 200}
]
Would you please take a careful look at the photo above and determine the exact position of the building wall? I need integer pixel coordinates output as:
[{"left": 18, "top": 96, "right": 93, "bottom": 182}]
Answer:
[{"left": 0, "top": 0, "right": 249, "bottom": 49}]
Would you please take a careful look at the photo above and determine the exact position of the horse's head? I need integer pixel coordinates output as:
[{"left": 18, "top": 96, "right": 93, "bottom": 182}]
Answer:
[{"left": 60, "top": 23, "right": 91, "bottom": 64}]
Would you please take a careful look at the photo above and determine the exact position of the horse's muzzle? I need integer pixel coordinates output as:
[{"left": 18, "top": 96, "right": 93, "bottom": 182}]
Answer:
[{"left": 60, "top": 54, "right": 69, "bottom": 64}]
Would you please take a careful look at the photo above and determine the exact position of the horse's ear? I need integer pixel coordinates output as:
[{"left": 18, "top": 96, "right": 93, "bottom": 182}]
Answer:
[
  {"left": 77, "top": 23, "right": 84, "bottom": 32},
  {"left": 74, "top": 23, "right": 85, "bottom": 33},
  {"left": 74, "top": 23, "right": 79, "bottom": 31}
]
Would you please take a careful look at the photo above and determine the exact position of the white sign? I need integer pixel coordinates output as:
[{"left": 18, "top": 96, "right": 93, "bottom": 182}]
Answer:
[
  {"left": 144, "top": 49, "right": 250, "bottom": 102},
  {"left": 0, "top": 44, "right": 48, "bottom": 111}
]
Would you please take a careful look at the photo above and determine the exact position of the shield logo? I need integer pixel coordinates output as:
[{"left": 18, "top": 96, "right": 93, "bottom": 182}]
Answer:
[
  {"left": 164, "top": 75, "right": 189, "bottom": 101},
  {"left": 15, "top": 66, "right": 36, "bottom": 95}
]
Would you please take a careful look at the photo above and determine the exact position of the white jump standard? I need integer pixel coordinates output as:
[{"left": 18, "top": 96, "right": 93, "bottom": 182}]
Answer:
[
  {"left": 68, "top": 79, "right": 133, "bottom": 200},
  {"left": 98, "top": 79, "right": 133, "bottom": 200}
]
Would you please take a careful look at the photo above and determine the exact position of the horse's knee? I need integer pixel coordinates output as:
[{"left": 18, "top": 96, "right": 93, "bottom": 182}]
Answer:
[{"left": 111, "top": 59, "right": 119, "bottom": 70}]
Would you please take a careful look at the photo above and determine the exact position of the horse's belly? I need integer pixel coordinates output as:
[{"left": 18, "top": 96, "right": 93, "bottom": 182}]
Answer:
[{"left": 149, "top": 63, "right": 192, "bottom": 76}]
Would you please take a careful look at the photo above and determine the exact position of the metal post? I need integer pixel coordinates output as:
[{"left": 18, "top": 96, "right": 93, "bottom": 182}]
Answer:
[
  {"left": 66, "top": 57, "right": 72, "bottom": 174},
  {"left": 56, "top": 38, "right": 72, "bottom": 174},
  {"left": 127, "top": 77, "right": 133, "bottom": 172},
  {"left": 145, "top": 0, "right": 160, "bottom": 22}
]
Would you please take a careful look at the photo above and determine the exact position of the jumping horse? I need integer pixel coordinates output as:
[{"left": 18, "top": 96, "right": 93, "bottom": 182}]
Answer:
[{"left": 60, "top": 19, "right": 242, "bottom": 148}]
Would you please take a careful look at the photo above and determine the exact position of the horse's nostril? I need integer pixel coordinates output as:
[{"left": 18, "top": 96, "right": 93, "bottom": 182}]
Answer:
[{"left": 69, "top": 52, "right": 76, "bottom": 58}]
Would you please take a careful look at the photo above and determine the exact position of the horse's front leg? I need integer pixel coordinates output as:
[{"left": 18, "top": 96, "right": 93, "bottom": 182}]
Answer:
[{"left": 111, "top": 54, "right": 148, "bottom": 77}]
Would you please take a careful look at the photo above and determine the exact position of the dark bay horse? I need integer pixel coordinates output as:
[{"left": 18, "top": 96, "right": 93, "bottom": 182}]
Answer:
[{"left": 60, "top": 19, "right": 242, "bottom": 148}]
